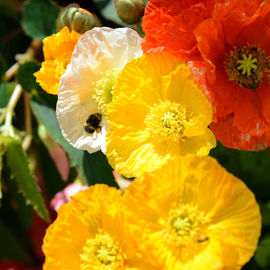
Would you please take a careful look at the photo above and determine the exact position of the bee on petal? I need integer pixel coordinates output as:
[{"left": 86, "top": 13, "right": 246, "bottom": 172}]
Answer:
[{"left": 84, "top": 113, "right": 102, "bottom": 134}]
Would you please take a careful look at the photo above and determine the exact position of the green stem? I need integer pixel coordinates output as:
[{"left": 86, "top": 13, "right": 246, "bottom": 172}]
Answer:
[
  {"left": 4, "top": 63, "right": 19, "bottom": 81},
  {"left": 3, "top": 84, "right": 23, "bottom": 137},
  {"left": 22, "top": 93, "right": 32, "bottom": 151}
]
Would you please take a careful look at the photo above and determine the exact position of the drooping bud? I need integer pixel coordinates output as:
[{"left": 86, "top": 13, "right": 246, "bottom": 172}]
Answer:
[
  {"left": 113, "top": 0, "right": 145, "bottom": 24},
  {"left": 57, "top": 4, "right": 101, "bottom": 34}
]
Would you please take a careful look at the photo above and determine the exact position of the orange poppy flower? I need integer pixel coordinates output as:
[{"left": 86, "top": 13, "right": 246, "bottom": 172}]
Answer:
[
  {"left": 142, "top": 0, "right": 216, "bottom": 61},
  {"left": 190, "top": 0, "right": 270, "bottom": 150}
]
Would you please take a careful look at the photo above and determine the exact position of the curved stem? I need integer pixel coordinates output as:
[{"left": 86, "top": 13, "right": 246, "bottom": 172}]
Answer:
[
  {"left": 22, "top": 93, "right": 32, "bottom": 151},
  {"left": 4, "top": 63, "right": 19, "bottom": 81},
  {"left": 2, "top": 84, "right": 23, "bottom": 137}
]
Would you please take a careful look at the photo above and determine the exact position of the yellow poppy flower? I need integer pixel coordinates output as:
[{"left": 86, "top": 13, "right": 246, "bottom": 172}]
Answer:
[
  {"left": 43, "top": 184, "right": 155, "bottom": 270},
  {"left": 34, "top": 27, "right": 81, "bottom": 95},
  {"left": 106, "top": 52, "right": 216, "bottom": 177},
  {"left": 123, "top": 156, "right": 261, "bottom": 270}
]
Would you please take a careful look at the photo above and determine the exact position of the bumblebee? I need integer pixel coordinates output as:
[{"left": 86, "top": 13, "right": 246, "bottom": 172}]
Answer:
[
  {"left": 84, "top": 113, "right": 102, "bottom": 134},
  {"left": 57, "top": 4, "right": 101, "bottom": 34}
]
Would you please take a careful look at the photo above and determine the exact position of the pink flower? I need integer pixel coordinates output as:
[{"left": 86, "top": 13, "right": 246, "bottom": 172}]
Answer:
[{"left": 50, "top": 184, "right": 88, "bottom": 212}]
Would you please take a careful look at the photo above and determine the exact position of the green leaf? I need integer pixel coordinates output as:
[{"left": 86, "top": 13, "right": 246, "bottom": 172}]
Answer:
[
  {"left": 0, "top": 136, "right": 8, "bottom": 201},
  {"left": 31, "top": 97, "right": 82, "bottom": 167},
  {"left": 94, "top": 0, "right": 111, "bottom": 9},
  {"left": 261, "top": 201, "right": 270, "bottom": 228},
  {"left": 17, "top": 61, "right": 40, "bottom": 93},
  {"left": 0, "top": 53, "right": 6, "bottom": 82},
  {"left": 79, "top": 151, "right": 117, "bottom": 187},
  {"left": 0, "top": 147, "right": 3, "bottom": 200},
  {"left": 30, "top": 97, "right": 117, "bottom": 187},
  {"left": 2, "top": 136, "right": 49, "bottom": 221},
  {"left": 255, "top": 236, "right": 270, "bottom": 268},
  {"left": 0, "top": 219, "right": 31, "bottom": 262},
  {"left": 22, "top": 0, "right": 60, "bottom": 40},
  {"left": 0, "top": 81, "right": 8, "bottom": 108}
]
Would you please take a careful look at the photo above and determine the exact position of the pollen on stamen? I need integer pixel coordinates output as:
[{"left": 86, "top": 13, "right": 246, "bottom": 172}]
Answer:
[
  {"left": 80, "top": 231, "right": 126, "bottom": 269},
  {"left": 93, "top": 69, "right": 120, "bottom": 115},
  {"left": 159, "top": 204, "right": 210, "bottom": 247},
  {"left": 225, "top": 45, "right": 268, "bottom": 89},
  {"left": 145, "top": 101, "right": 191, "bottom": 142},
  {"left": 237, "top": 54, "right": 257, "bottom": 77}
]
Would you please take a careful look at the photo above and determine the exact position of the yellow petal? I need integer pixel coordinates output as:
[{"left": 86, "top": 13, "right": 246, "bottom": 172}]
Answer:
[
  {"left": 180, "top": 128, "right": 217, "bottom": 156},
  {"left": 106, "top": 52, "right": 216, "bottom": 177},
  {"left": 123, "top": 156, "right": 261, "bottom": 269},
  {"left": 34, "top": 27, "right": 81, "bottom": 95}
]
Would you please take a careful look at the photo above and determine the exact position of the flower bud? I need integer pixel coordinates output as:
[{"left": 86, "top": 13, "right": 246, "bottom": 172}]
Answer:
[
  {"left": 57, "top": 4, "right": 101, "bottom": 34},
  {"left": 113, "top": 0, "right": 145, "bottom": 24}
]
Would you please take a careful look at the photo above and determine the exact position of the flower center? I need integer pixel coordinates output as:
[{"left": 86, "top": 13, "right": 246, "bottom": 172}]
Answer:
[
  {"left": 145, "top": 101, "right": 192, "bottom": 142},
  {"left": 159, "top": 204, "right": 210, "bottom": 247},
  {"left": 80, "top": 231, "right": 126, "bottom": 269},
  {"left": 225, "top": 45, "right": 269, "bottom": 89},
  {"left": 93, "top": 69, "right": 119, "bottom": 115},
  {"left": 237, "top": 54, "right": 257, "bottom": 76}
]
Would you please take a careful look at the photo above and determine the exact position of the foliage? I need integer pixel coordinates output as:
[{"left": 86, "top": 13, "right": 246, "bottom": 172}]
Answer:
[{"left": 22, "top": 0, "right": 60, "bottom": 40}]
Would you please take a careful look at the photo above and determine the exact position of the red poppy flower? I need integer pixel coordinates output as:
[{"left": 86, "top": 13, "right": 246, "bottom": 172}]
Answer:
[
  {"left": 190, "top": 0, "right": 270, "bottom": 150},
  {"left": 142, "top": 0, "right": 216, "bottom": 61}
]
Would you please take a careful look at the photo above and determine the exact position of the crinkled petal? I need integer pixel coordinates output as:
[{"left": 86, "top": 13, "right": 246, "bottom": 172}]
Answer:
[
  {"left": 57, "top": 27, "right": 142, "bottom": 153},
  {"left": 123, "top": 156, "right": 261, "bottom": 269},
  {"left": 34, "top": 27, "right": 82, "bottom": 95}
]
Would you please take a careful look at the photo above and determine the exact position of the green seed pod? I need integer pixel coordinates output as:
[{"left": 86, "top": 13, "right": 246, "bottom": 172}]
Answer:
[
  {"left": 113, "top": 0, "right": 145, "bottom": 24},
  {"left": 57, "top": 4, "right": 101, "bottom": 34}
]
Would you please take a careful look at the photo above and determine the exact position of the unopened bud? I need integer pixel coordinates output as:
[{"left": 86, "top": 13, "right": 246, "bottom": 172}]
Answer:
[
  {"left": 57, "top": 4, "right": 101, "bottom": 34},
  {"left": 114, "top": 0, "right": 145, "bottom": 24}
]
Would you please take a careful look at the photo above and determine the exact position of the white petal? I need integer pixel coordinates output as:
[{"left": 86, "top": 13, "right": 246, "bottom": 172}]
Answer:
[{"left": 57, "top": 27, "right": 142, "bottom": 153}]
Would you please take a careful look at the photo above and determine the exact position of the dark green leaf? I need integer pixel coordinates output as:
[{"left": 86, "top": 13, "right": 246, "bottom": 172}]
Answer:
[
  {"left": 261, "top": 202, "right": 270, "bottom": 228},
  {"left": 0, "top": 82, "right": 8, "bottom": 108},
  {"left": 0, "top": 147, "right": 3, "bottom": 200},
  {"left": 94, "top": 0, "right": 110, "bottom": 9},
  {"left": 0, "top": 137, "right": 8, "bottom": 201},
  {"left": 79, "top": 151, "right": 117, "bottom": 187},
  {"left": 255, "top": 236, "right": 270, "bottom": 268},
  {"left": 0, "top": 219, "right": 31, "bottom": 262},
  {"left": 2, "top": 136, "right": 49, "bottom": 221},
  {"left": 12, "top": 190, "right": 34, "bottom": 229},
  {"left": 30, "top": 97, "right": 117, "bottom": 187},
  {"left": 17, "top": 61, "right": 40, "bottom": 93},
  {"left": 22, "top": 0, "right": 60, "bottom": 40},
  {"left": 0, "top": 53, "right": 6, "bottom": 82}
]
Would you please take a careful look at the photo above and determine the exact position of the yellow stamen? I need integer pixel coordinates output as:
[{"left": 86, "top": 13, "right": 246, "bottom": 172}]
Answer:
[
  {"left": 237, "top": 54, "right": 257, "bottom": 77},
  {"left": 145, "top": 101, "right": 192, "bottom": 142},
  {"left": 80, "top": 231, "right": 126, "bottom": 269},
  {"left": 93, "top": 69, "right": 119, "bottom": 115},
  {"left": 159, "top": 204, "right": 210, "bottom": 247}
]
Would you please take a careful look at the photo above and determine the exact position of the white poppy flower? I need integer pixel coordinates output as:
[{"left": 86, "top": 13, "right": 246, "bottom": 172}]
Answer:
[{"left": 56, "top": 27, "right": 143, "bottom": 153}]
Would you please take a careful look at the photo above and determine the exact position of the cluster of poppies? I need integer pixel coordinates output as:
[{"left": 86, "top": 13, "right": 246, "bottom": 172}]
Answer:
[
  {"left": 143, "top": 0, "right": 270, "bottom": 151},
  {"left": 34, "top": 0, "right": 268, "bottom": 269}
]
